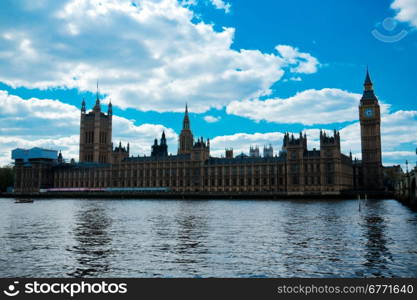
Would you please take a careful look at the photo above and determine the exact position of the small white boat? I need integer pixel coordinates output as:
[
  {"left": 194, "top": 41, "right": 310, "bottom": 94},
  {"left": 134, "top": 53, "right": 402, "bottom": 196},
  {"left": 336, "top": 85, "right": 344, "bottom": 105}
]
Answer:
[{"left": 15, "top": 198, "right": 34, "bottom": 203}]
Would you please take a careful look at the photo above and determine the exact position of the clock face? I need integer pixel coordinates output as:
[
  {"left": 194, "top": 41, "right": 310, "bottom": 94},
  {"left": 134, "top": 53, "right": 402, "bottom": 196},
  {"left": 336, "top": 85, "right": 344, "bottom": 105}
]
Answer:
[{"left": 364, "top": 108, "right": 374, "bottom": 118}]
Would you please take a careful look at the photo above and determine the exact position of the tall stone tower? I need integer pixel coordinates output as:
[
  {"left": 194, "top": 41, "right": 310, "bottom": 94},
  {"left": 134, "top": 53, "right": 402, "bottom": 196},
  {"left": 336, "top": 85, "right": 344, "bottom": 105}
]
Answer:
[
  {"left": 283, "top": 132, "right": 308, "bottom": 192},
  {"left": 178, "top": 104, "right": 194, "bottom": 155},
  {"left": 359, "top": 69, "right": 383, "bottom": 190},
  {"left": 151, "top": 131, "right": 168, "bottom": 157},
  {"left": 79, "top": 85, "right": 113, "bottom": 163}
]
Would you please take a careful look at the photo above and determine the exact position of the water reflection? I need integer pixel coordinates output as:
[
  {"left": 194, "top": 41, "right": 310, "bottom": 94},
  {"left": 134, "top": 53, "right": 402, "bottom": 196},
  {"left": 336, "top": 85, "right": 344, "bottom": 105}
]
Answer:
[
  {"left": 0, "top": 201, "right": 71, "bottom": 277},
  {"left": 172, "top": 202, "right": 209, "bottom": 273},
  {"left": 360, "top": 200, "right": 393, "bottom": 277},
  {"left": 67, "top": 201, "right": 113, "bottom": 277},
  {"left": 1, "top": 198, "right": 417, "bottom": 277},
  {"left": 281, "top": 202, "right": 313, "bottom": 276}
]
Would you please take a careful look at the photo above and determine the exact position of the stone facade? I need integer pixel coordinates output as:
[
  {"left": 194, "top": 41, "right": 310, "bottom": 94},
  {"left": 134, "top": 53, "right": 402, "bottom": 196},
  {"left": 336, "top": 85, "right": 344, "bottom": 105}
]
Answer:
[
  {"left": 13, "top": 71, "right": 386, "bottom": 195},
  {"left": 359, "top": 69, "right": 383, "bottom": 190},
  {"left": 396, "top": 166, "right": 417, "bottom": 206},
  {"left": 50, "top": 132, "right": 352, "bottom": 195},
  {"left": 79, "top": 91, "right": 113, "bottom": 164},
  {"left": 46, "top": 104, "right": 354, "bottom": 195}
]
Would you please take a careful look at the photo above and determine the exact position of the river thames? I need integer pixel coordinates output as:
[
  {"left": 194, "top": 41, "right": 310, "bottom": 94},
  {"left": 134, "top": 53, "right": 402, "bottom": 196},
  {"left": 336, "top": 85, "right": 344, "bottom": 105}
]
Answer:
[{"left": 0, "top": 198, "right": 416, "bottom": 277}]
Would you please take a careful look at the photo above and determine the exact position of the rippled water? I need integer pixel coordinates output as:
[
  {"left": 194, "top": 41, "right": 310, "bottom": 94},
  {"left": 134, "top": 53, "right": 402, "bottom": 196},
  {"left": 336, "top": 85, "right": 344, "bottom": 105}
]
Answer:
[{"left": 0, "top": 198, "right": 417, "bottom": 277}]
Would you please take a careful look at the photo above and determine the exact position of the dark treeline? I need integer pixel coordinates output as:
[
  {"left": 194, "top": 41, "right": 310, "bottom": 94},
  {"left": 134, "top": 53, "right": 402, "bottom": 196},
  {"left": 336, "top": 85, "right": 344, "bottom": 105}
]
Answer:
[{"left": 0, "top": 166, "right": 14, "bottom": 192}]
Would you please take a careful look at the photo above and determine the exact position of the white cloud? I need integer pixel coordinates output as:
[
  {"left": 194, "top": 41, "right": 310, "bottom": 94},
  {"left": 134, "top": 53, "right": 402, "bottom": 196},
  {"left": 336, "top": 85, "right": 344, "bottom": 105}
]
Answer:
[
  {"left": 0, "top": 90, "right": 177, "bottom": 166},
  {"left": 226, "top": 88, "right": 367, "bottom": 125},
  {"left": 276, "top": 45, "right": 320, "bottom": 74},
  {"left": 181, "top": 0, "right": 197, "bottom": 6},
  {"left": 0, "top": 90, "right": 80, "bottom": 137},
  {"left": 392, "top": 0, "right": 417, "bottom": 27},
  {"left": 0, "top": 0, "right": 318, "bottom": 113},
  {"left": 204, "top": 115, "right": 221, "bottom": 123},
  {"left": 383, "top": 151, "right": 416, "bottom": 158},
  {"left": 209, "top": 0, "right": 231, "bottom": 13}
]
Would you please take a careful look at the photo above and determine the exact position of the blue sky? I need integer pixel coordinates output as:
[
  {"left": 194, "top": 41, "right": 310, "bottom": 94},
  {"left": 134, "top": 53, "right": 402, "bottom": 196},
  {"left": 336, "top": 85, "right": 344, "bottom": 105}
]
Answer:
[{"left": 0, "top": 0, "right": 416, "bottom": 168}]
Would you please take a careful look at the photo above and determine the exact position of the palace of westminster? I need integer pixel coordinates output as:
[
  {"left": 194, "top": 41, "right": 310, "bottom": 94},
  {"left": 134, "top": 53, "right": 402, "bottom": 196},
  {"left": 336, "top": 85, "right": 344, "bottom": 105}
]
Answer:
[{"left": 13, "top": 71, "right": 384, "bottom": 194}]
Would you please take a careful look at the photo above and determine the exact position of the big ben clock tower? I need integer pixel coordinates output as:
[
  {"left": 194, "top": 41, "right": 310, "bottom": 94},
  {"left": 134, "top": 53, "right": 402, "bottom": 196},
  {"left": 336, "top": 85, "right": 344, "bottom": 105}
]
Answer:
[{"left": 359, "top": 69, "right": 383, "bottom": 190}]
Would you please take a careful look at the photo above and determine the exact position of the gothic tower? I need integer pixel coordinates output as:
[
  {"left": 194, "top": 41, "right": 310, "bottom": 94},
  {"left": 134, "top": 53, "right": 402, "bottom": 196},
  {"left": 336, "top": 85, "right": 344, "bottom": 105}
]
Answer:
[
  {"left": 178, "top": 104, "right": 194, "bottom": 155},
  {"left": 359, "top": 69, "right": 383, "bottom": 190},
  {"left": 79, "top": 84, "right": 113, "bottom": 163},
  {"left": 151, "top": 131, "right": 168, "bottom": 157}
]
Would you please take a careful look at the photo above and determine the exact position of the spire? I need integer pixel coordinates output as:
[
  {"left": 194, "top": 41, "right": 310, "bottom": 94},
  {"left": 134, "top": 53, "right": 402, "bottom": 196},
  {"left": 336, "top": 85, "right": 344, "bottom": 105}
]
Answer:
[
  {"left": 364, "top": 67, "right": 373, "bottom": 91},
  {"left": 108, "top": 99, "right": 112, "bottom": 115},
  {"left": 94, "top": 81, "right": 101, "bottom": 112},
  {"left": 361, "top": 67, "right": 378, "bottom": 102},
  {"left": 81, "top": 98, "right": 86, "bottom": 113},
  {"left": 182, "top": 103, "right": 190, "bottom": 130},
  {"left": 161, "top": 130, "right": 166, "bottom": 145},
  {"left": 178, "top": 103, "right": 194, "bottom": 155},
  {"left": 96, "top": 80, "right": 99, "bottom": 102}
]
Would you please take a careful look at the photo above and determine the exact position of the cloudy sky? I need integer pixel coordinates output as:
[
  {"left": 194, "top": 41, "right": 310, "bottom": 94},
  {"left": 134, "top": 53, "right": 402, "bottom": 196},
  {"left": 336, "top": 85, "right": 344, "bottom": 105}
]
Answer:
[{"left": 0, "top": 0, "right": 416, "bottom": 168}]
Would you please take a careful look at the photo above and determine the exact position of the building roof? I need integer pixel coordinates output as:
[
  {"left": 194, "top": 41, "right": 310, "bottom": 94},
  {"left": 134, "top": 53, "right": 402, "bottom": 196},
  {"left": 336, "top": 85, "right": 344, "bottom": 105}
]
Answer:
[
  {"left": 12, "top": 147, "right": 57, "bottom": 162},
  {"left": 54, "top": 162, "right": 110, "bottom": 170},
  {"left": 124, "top": 154, "right": 191, "bottom": 162},
  {"left": 364, "top": 68, "right": 372, "bottom": 85},
  {"left": 206, "top": 155, "right": 285, "bottom": 165}
]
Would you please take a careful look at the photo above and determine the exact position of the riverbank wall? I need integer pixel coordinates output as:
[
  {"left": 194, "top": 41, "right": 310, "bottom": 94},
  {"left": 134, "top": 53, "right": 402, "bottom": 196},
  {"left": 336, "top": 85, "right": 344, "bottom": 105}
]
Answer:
[{"left": 0, "top": 190, "right": 394, "bottom": 200}]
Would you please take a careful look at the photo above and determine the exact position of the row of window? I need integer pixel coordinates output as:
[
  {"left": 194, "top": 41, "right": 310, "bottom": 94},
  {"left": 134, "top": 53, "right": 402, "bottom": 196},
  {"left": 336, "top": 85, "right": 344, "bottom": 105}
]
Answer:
[
  {"left": 83, "top": 131, "right": 108, "bottom": 144},
  {"left": 84, "top": 131, "right": 94, "bottom": 144},
  {"left": 57, "top": 177, "right": 286, "bottom": 188},
  {"left": 82, "top": 153, "right": 108, "bottom": 162},
  {"left": 112, "top": 166, "right": 285, "bottom": 176},
  {"left": 289, "top": 163, "right": 335, "bottom": 173},
  {"left": 291, "top": 176, "right": 333, "bottom": 185},
  {"left": 56, "top": 175, "right": 338, "bottom": 187}
]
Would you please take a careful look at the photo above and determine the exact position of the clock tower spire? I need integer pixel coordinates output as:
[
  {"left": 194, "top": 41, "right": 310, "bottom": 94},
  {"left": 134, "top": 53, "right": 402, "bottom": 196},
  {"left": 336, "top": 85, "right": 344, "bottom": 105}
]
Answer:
[{"left": 359, "top": 68, "right": 383, "bottom": 190}]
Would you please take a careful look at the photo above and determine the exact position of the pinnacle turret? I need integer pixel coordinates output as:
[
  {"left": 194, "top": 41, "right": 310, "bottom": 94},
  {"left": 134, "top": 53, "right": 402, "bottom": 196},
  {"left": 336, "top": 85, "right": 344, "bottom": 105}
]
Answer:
[
  {"left": 182, "top": 103, "right": 190, "bottom": 130},
  {"left": 94, "top": 81, "right": 101, "bottom": 112},
  {"left": 81, "top": 98, "right": 86, "bottom": 113},
  {"left": 108, "top": 100, "right": 112, "bottom": 115}
]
